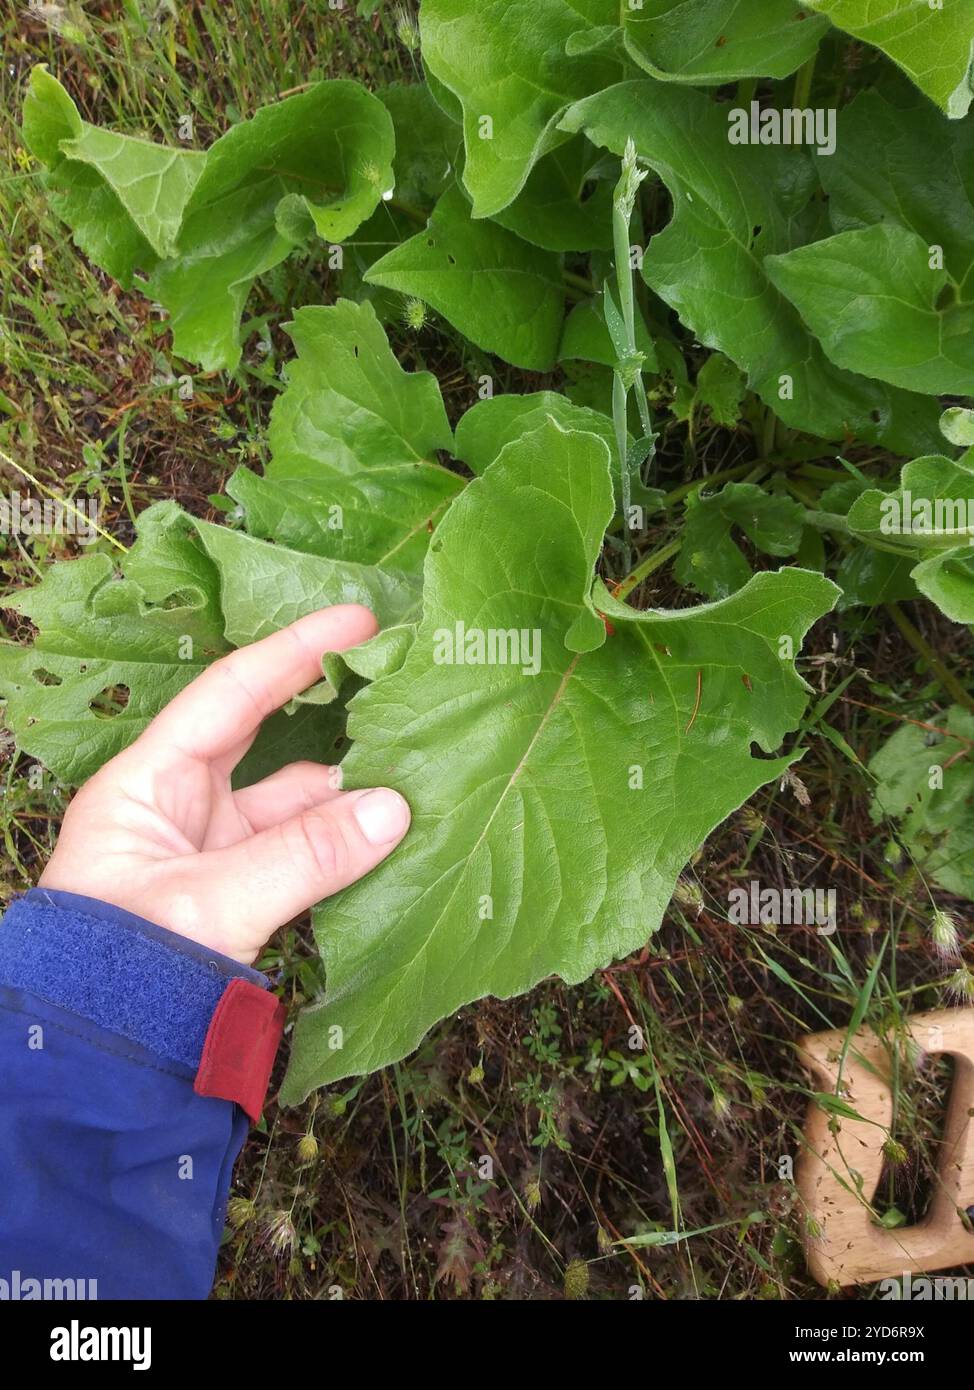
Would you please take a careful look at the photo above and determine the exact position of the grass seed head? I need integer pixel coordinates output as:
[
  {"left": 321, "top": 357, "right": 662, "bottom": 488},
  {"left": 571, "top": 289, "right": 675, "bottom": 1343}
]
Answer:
[
  {"left": 226, "top": 1196, "right": 256, "bottom": 1229},
  {"left": 563, "top": 1257, "right": 589, "bottom": 1300},
  {"left": 263, "top": 1209, "right": 297, "bottom": 1257},
  {"left": 297, "top": 1133, "right": 319, "bottom": 1165},
  {"left": 395, "top": 5, "right": 421, "bottom": 51},
  {"left": 930, "top": 908, "right": 961, "bottom": 960},
  {"left": 403, "top": 296, "right": 428, "bottom": 331}
]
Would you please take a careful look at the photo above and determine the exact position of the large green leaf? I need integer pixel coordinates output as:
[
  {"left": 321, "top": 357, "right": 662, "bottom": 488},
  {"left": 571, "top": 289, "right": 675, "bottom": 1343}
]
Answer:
[
  {"left": 869, "top": 707, "right": 974, "bottom": 900},
  {"left": 454, "top": 390, "right": 616, "bottom": 474},
  {"left": 815, "top": 89, "right": 974, "bottom": 276},
  {"left": 623, "top": 1, "right": 826, "bottom": 83},
  {"left": 149, "top": 81, "right": 395, "bottom": 370},
  {"left": 419, "top": 0, "right": 622, "bottom": 217},
  {"left": 227, "top": 300, "right": 462, "bottom": 573},
  {"left": 378, "top": 81, "right": 461, "bottom": 207},
  {"left": 561, "top": 80, "right": 942, "bottom": 455},
  {"left": 491, "top": 135, "right": 615, "bottom": 251},
  {"left": 847, "top": 447, "right": 974, "bottom": 621},
  {"left": 0, "top": 500, "right": 417, "bottom": 786},
  {"left": 365, "top": 186, "right": 565, "bottom": 370},
  {"left": 0, "top": 502, "right": 228, "bottom": 785},
  {"left": 804, "top": 0, "right": 974, "bottom": 117},
  {"left": 766, "top": 224, "right": 974, "bottom": 395},
  {"left": 281, "top": 419, "right": 838, "bottom": 1098},
  {"left": 765, "top": 89, "right": 974, "bottom": 395},
  {"left": 674, "top": 482, "right": 806, "bottom": 599},
  {"left": 190, "top": 520, "right": 422, "bottom": 644},
  {"left": 22, "top": 66, "right": 205, "bottom": 286},
  {"left": 453, "top": 388, "right": 655, "bottom": 510}
]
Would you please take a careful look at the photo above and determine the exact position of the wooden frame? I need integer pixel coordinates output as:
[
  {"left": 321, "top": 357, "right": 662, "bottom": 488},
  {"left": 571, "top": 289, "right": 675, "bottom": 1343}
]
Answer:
[{"left": 797, "top": 1007, "right": 974, "bottom": 1287}]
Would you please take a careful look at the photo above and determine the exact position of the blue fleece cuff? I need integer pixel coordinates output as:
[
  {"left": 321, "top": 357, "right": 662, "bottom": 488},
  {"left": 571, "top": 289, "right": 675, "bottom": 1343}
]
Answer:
[{"left": 0, "top": 888, "right": 268, "bottom": 1071}]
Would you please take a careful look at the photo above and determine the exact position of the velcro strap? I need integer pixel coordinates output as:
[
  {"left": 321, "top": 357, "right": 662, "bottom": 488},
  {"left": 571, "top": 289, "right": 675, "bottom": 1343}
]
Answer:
[{"left": 194, "top": 978, "right": 286, "bottom": 1122}]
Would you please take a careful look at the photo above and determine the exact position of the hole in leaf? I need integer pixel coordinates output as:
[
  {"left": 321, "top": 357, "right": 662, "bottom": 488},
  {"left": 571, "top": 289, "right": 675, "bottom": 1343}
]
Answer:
[
  {"left": 88, "top": 684, "right": 131, "bottom": 719},
  {"left": 447, "top": 253, "right": 456, "bottom": 265},
  {"left": 31, "top": 668, "right": 62, "bottom": 687},
  {"left": 870, "top": 409, "right": 882, "bottom": 424},
  {"left": 157, "top": 589, "right": 196, "bottom": 611}
]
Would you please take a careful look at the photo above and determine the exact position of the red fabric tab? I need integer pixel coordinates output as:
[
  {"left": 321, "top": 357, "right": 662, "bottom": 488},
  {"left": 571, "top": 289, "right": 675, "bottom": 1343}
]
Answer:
[{"left": 193, "top": 978, "right": 286, "bottom": 1123}]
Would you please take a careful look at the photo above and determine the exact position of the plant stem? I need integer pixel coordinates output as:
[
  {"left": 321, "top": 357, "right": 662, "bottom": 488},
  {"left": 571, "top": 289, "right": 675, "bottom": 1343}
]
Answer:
[
  {"left": 563, "top": 268, "right": 596, "bottom": 295},
  {"left": 612, "top": 369, "right": 631, "bottom": 529},
  {"left": 793, "top": 53, "right": 817, "bottom": 111},
  {"left": 613, "top": 186, "right": 637, "bottom": 354},
  {"left": 115, "top": 413, "right": 139, "bottom": 532},
  {"left": 615, "top": 537, "right": 682, "bottom": 601},
  {"left": 662, "top": 461, "right": 756, "bottom": 507},
  {"left": 797, "top": 461, "right": 854, "bottom": 484},
  {"left": 387, "top": 197, "right": 426, "bottom": 225},
  {"left": 610, "top": 140, "right": 656, "bottom": 537},
  {"left": 886, "top": 602, "right": 974, "bottom": 712},
  {"left": 801, "top": 510, "right": 852, "bottom": 534}
]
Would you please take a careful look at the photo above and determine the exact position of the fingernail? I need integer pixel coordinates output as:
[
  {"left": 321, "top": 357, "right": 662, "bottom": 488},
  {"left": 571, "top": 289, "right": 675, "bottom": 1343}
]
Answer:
[{"left": 353, "top": 788, "right": 410, "bottom": 845}]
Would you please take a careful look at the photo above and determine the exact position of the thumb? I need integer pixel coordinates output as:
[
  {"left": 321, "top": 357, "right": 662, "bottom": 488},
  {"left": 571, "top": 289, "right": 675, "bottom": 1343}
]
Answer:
[{"left": 198, "top": 787, "right": 411, "bottom": 954}]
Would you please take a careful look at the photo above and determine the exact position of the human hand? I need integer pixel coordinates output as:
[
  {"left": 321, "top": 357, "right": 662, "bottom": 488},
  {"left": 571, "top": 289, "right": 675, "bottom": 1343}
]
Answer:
[{"left": 39, "top": 606, "right": 410, "bottom": 965}]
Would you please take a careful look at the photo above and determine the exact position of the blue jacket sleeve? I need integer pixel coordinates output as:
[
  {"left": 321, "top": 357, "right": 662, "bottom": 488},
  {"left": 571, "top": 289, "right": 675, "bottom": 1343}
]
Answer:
[{"left": 0, "top": 888, "right": 279, "bottom": 1301}]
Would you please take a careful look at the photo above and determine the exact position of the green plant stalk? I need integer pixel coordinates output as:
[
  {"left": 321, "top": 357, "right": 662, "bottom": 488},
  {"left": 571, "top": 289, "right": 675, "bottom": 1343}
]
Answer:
[
  {"left": 612, "top": 141, "right": 655, "bottom": 546},
  {"left": 612, "top": 369, "right": 631, "bottom": 525},
  {"left": 886, "top": 602, "right": 974, "bottom": 712},
  {"left": 793, "top": 52, "right": 817, "bottom": 111},
  {"left": 615, "top": 536, "right": 682, "bottom": 601},
  {"left": 800, "top": 509, "right": 851, "bottom": 534},
  {"left": 115, "top": 414, "right": 139, "bottom": 533}
]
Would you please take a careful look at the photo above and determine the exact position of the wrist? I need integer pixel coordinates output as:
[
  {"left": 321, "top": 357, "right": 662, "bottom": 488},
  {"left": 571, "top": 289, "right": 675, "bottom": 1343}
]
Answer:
[{"left": 0, "top": 888, "right": 284, "bottom": 1120}]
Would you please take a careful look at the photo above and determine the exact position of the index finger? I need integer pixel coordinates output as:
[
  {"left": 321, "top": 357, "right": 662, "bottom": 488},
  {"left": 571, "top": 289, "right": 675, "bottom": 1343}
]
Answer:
[{"left": 134, "top": 605, "right": 378, "bottom": 766}]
